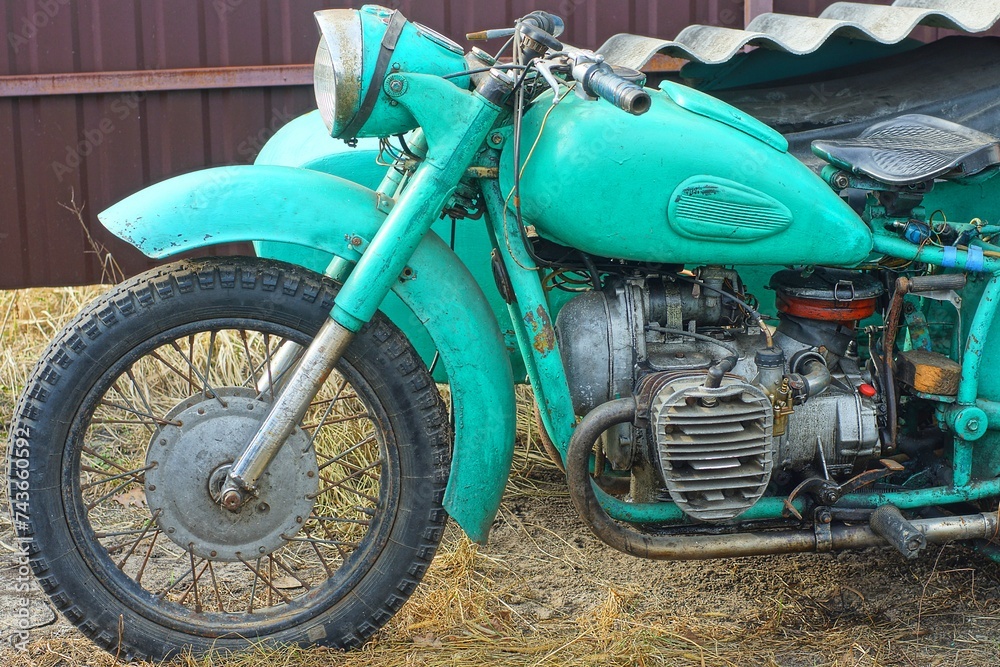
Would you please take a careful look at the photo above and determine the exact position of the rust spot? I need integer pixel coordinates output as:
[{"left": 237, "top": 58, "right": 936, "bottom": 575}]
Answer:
[{"left": 525, "top": 305, "right": 556, "bottom": 355}]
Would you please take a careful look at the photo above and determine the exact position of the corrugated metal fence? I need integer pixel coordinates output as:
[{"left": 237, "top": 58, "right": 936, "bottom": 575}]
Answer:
[{"left": 0, "top": 0, "right": 973, "bottom": 288}]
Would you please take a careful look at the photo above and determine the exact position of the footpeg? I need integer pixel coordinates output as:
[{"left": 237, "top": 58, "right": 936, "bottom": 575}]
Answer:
[{"left": 870, "top": 504, "right": 926, "bottom": 559}]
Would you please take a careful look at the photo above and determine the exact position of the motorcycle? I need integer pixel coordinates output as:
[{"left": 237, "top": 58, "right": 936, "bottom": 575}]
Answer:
[{"left": 10, "top": 4, "right": 1000, "bottom": 660}]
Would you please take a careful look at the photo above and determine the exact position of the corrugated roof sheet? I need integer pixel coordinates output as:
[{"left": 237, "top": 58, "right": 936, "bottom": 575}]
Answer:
[{"left": 599, "top": 0, "right": 1000, "bottom": 68}]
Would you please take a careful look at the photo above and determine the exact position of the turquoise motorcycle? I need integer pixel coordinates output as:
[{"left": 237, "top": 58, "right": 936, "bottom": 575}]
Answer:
[{"left": 11, "top": 5, "right": 1000, "bottom": 660}]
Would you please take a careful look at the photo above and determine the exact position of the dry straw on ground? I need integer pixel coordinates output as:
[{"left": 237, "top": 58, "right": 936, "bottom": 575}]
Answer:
[{"left": 2, "top": 285, "right": 1000, "bottom": 667}]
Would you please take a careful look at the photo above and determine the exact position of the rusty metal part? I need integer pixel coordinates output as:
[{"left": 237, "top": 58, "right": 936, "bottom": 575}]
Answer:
[
  {"left": 782, "top": 459, "right": 904, "bottom": 519},
  {"left": 466, "top": 166, "right": 500, "bottom": 179},
  {"left": 533, "top": 403, "right": 565, "bottom": 473},
  {"left": 0, "top": 65, "right": 314, "bottom": 98},
  {"left": 881, "top": 276, "right": 913, "bottom": 450}
]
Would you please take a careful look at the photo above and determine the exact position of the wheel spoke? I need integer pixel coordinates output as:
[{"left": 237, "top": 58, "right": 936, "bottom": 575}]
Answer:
[
  {"left": 178, "top": 550, "right": 206, "bottom": 612},
  {"left": 312, "top": 459, "right": 383, "bottom": 502},
  {"left": 165, "top": 343, "right": 227, "bottom": 407},
  {"left": 113, "top": 510, "right": 161, "bottom": 570},
  {"left": 301, "top": 411, "right": 369, "bottom": 431},
  {"left": 316, "top": 434, "right": 377, "bottom": 472},
  {"left": 85, "top": 477, "right": 142, "bottom": 511},
  {"left": 207, "top": 561, "right": 226, "bottom": 613},
  {"left": 108, "top": 382, "right": 156, "bottom": 434},
  {"left": 203, "top": 330, "right": 217, "bottom": 397},
  {"left": 134, "top": 530, "right": 160, "bottom": 584},
  {"left": 238, "top": 329, "right": 258, "bottom": 388},
  {"left": 80, "top": 464, "right": 153, "bottom": 492},
  {"left": 98, "top": 399, "right": 180, "bottom": 427},
  {"left": 310, "top": 514, "right": 371, "bottom": 528},
  {"left": 283, "top": 536, "right": 360, "bottom": 550},
  {"left": 238, "top": 555, "right": 292, "bottom": 605},
  {"left": 305, "top": 377, "right": 349, "bottom": 451}
]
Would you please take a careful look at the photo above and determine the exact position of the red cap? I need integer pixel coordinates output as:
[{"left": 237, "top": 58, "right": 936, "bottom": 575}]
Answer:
[{"left": 858, "top": 383, "right": 877, "bottom": 398}]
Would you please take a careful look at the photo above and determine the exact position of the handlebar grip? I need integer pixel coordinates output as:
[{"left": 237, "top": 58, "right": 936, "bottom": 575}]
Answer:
[
  {"left": 908, "top": 273, "right": 967, "bottom": 293},
  {"left": 520, "top": 11, "right": 565, "bottom": 37},
  {"left": 583, "top": 64, "right": 652, "bottom": 116}
]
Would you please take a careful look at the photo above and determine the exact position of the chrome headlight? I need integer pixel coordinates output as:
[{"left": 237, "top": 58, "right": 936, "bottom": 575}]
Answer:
[
  {"left": 313, "top": 6, "right": 470, "bottom": 140},
  {"left": 314, "top": 9, "right": 364, "bottom": 138}
]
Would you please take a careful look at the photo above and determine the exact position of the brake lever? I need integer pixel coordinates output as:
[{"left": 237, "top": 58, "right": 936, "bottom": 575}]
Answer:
[{"left": 534, "top": 60, "right": 565, "bottom": 100}]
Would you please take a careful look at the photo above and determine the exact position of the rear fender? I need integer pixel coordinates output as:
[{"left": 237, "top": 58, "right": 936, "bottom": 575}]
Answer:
[{"left": 98, "top": 165, "right": 515, "bottom": 542}]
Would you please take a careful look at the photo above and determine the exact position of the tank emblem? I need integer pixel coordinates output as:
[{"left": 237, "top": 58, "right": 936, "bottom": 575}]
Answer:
[{"left": 668, "top": 176, "right": 793, "bottom": 242}]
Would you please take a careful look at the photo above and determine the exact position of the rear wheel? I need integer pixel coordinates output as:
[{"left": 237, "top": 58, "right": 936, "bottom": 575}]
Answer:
[{"left": 9, "top": 258, "right": 450, "bottom": 660}]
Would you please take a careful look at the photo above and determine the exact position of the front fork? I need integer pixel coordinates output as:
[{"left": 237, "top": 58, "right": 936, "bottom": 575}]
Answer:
[{"left": 219, "top": 80, "right": 504, "bottom": 509}]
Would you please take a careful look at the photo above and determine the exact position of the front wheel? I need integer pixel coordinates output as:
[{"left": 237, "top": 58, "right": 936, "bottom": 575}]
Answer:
[{"left": 9, "top": 258, "right": 451, "bottom": 660}]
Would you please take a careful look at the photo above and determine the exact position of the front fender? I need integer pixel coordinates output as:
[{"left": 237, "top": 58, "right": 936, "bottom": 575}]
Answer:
[{"left": 98, "top": 165, "right": 515, "bottom": 542}]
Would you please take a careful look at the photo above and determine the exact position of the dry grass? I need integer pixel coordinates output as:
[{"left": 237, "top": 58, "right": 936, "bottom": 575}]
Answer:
[{"left": 3, "top": 286, "right": 1000, "bottom": 667}]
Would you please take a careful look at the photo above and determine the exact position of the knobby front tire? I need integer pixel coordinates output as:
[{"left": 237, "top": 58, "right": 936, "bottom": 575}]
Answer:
[{"left": 8, "top": 258, "right": 451, "bottom": 660}]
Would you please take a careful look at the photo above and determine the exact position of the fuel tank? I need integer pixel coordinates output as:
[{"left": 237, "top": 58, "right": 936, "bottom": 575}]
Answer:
[{"left": 499, "top": 82, "right": 872, "bottom": 266}]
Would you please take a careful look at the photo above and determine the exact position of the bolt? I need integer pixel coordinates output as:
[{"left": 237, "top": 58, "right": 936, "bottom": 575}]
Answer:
[
  {"left": 675, "top": 352, "right": 686, "bottom": 359},
  {"left": 257, "top": 502, "right": 270, "bottom": 513},
  {"left": 210, "top": 550, "right": 217, "bottom": 557},
  {"left": 295, "top": 516, "right": 304, "bottom": 524},
  {"left": 351, "top": 236, "right": 363, "bottom": 247},
  {"left": 968, "top": 418, "right": 981, "bottom": 432},
  {"left": 221, "top": 489, "right": 243, "bottom": 511},
  {"left": 148, "top": 484, "right": 156, "bottom": 491},
  {"left": 490, "top": 133, "right": 503, "bottom": 145},
  {"left": 159, "top": 439, "right": 167, "bottom": 446},
  {"left": 197, "top": 408, "right": 205, "bottom": 415},
  {"left": 307, "top": 470, "right": 315, "bottom": 478},
  {"left": 247, "top": 403, "right": 254, "bottom": 411},
  {"left": 167, "top": 527, "right": 175, "bottom": 534},
  {"left": 389, "top": 79, "right": 404, "bottom": 93},
  {"left": 258, "top": 546, "right": 266, "bottom": 554},
  {"left": 833, "top": 173, "right": 850, "bottom": 189}
]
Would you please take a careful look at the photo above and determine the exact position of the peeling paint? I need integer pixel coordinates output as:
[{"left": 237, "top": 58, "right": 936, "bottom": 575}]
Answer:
[{"left": 526, "top": 305, "right": 556, "bottom": 355}]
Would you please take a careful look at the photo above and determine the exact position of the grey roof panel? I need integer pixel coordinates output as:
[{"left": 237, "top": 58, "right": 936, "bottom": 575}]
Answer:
[{"left": 597, "top": 0, "right": 1000, "bottom": 69}]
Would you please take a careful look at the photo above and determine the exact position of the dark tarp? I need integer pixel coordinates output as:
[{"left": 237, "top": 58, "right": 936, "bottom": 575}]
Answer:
[{"left": 713, "top": 36, "right": 1000, "bottom": 171}]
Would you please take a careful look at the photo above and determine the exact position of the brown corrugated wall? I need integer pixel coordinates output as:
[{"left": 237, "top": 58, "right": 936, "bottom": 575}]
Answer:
[{"left": 0, "top": 1, "right": 988, "bottom": 288}]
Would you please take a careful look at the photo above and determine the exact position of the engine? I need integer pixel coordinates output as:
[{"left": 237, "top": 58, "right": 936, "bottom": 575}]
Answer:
[{"left": 555, "top": 266, "right": 885, "bottom": 522}]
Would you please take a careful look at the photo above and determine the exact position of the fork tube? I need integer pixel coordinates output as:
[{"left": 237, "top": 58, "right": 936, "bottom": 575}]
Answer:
[{"left": 223, "top": 88, "right": 502, "bottom": 501}]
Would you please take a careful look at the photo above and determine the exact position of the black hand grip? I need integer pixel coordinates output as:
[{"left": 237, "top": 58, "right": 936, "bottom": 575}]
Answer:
[
  {"left": 520, "top": 11, "right": 565, "bottom": 37},
  {"left": 908, "top": 273, "right": 967, "bottom": 293},
  {"left": 583, "top": 63, "right": 651, "bottom": 116}
]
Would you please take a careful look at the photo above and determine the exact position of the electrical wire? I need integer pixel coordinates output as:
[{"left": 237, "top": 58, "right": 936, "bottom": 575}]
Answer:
[
  {"left": 442, "top": 64, "right": 527, "bottom": 80},
  {"left": 671, "top": 273, "right": 774, "bottom": 347}
]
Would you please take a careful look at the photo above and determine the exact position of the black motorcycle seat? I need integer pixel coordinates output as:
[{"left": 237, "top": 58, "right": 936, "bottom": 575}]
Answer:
[{"left": 811, "top": 114, "right": 1000, "bottom": 186}]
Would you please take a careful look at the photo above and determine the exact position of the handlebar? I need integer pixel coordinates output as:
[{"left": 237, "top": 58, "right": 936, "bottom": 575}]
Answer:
[
  {"left": 580, "top": 63, "right": 651, "bottom": 116},
  {"left": 519, "top": 11, "right": 565, "bottom": 37}
]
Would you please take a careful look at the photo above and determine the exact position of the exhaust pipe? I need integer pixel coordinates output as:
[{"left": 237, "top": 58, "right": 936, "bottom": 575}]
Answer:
[{"left": 566, "top": 398, "right": 1000, "bottom": 560}]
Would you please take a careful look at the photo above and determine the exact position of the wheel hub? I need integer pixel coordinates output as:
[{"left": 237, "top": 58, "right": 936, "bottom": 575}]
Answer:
[{"left": 144, "top": 388, "right": 318, "bottom": 561}]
